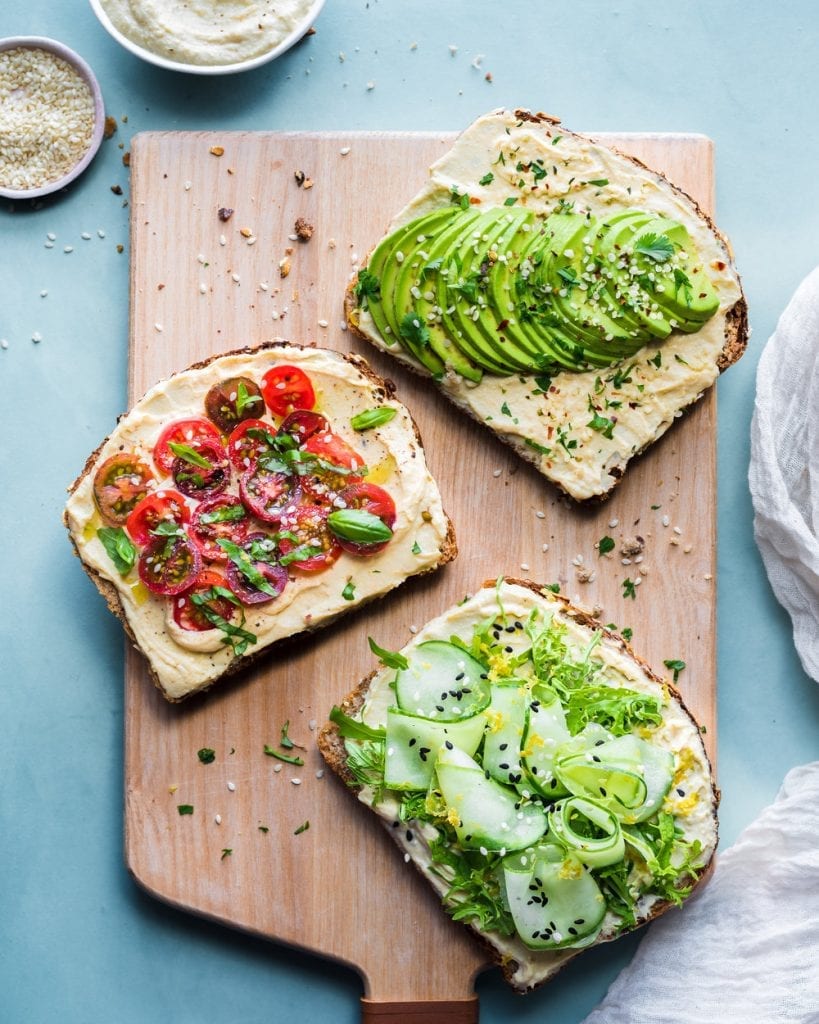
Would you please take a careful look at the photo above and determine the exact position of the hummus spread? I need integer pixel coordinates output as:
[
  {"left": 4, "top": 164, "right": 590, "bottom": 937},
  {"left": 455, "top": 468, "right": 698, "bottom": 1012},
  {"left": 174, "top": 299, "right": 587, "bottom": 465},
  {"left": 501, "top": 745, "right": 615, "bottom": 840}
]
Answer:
[
  {"left": 65, "top": 345, "right": 451, "bottom": 700},
  {"left": 355, "top": 582, "right": 717, "bottom": 991},
  {"left": 100, "top": 0, "right": 318, "bottom": 66},
  {"left": 351, "top": 110, "right": 745, "bottom": 501}
]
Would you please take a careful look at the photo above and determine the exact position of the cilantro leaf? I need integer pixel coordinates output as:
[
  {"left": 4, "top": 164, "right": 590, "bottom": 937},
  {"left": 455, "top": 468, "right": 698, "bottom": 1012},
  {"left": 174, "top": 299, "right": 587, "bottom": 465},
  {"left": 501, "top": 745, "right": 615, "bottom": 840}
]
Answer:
[
  {"left": 634, "top": 232, "right": 675, "bottom": 263},
  {"left": 354, "top": 268, "right": 381, "bottom": 310}
]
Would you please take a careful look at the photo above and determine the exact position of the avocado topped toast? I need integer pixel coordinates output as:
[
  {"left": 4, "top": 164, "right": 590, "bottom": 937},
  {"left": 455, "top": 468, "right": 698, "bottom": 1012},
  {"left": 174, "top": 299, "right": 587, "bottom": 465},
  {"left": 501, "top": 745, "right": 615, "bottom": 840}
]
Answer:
[
  {"left": 318, "top": 579, "right": 718, "bottom": 992},
  {"left": 347, "top": 109, "right": 748, "bottom": 501}
]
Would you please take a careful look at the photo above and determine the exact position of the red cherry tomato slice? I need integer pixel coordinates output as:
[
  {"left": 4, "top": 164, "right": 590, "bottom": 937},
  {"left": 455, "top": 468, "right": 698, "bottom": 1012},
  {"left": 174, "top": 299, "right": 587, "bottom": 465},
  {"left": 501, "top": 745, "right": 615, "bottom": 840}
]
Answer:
[
  {"left": 304, "top": 430, "right": 365, "bottom": 472},
  {"left": 125, "top": 489, "right": 190, "bottom": 546},
  {"left": 204, "top": 376, "right": 264, "bottom": 433},
  {"left": 336, "top": 482, "right": 397, "bottom": 555},
  {"left": 261, "top": 365, "right": 316, "bottom": 417},
  {"left": 93, "top": 453, "right": 155, "bottom": 526},
  {"left": 171, "top": 439, "right": 230, "bottom": 500},
  {"left": 153, "top": 418, "right": 224, "bottom": 475},
  {"left": 226, "top": 418, "right": 278, "bottom": 472},
  {"left": 277, "top": 410, "right": 330, "bottom": 444},
  {"left": 224, "top": 533, "right": 289, "bottom": 605},
  {"left": 138, "top": 531, "right": 202, "bottom": 596},
  {"left": 172, "top": 569, "right": 238, "bottom": 632},
  {"left": 239, "top": 463, "right": 302, "bottom": 523},
  {"left": 189, "top": 494, "right": 249, "bottom": 562},
  {"left": 277, "top": 504, "right": 342, "bottom": 573}
]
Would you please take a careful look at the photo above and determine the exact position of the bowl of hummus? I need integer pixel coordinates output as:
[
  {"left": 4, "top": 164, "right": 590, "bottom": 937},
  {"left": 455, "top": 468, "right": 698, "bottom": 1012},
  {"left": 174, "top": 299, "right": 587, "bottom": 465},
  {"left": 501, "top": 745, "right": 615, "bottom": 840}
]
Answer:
[{"left": 89, "top": 0, "right": 325, "bottom": 75}]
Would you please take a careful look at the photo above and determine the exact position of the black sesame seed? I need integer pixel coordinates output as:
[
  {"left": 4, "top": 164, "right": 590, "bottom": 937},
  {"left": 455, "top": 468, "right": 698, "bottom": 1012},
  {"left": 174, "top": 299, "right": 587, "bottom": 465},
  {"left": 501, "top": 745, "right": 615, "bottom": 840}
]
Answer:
[
  {"left": 599, "top": 787, "right": 608, "bottom": 797},
  {"left": 435, "top": 705, "right": 444, "bottom": 713},
  {"left": 592, "top": 754, "right": 601, "bottom": 762},
  {"left": 504, "top": 645, "right": 514, "bottom": 653},
  {"left": 505, "top": 625, "right": 516, "bottom": 634},
  {"left": 499, "top": 763, "right": 510, "bottom": 770},
  {"left": 484, "top": 770, "right": 491, "bottom": 779},
  {"left": 574, "top": 918, "right": 585, "bottom": 925},
  {"left": 445, "top": 740, "right": 454, "bottom": 750},
  {"left": 405, "top": 830, "right": 414, "bottom": 842},
  {"left": 419, "top": 747, "right": 430, "bottom": 762},
  {"left": 409, "top": 738, "right": 417, "bottom": 747},
  {"left": 514, "top": 620, "right": 523, "bottom": 629},
  {"left": 568, "top": 927, "right": 578, "bottom": 936},
  {"left": 499, "top": 742, "right": 508, "bottom": 751},
  {"left": 677, "top": 787, "right": 686, "bottom": 797},
  {"left": 455, "top": 672, "right": 465, "bottom": 681}
]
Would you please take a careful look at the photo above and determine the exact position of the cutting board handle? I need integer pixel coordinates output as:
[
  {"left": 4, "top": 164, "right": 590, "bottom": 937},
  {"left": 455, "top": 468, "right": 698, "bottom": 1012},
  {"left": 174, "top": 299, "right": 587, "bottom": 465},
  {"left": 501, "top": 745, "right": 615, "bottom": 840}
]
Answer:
[{"left": 361, "top": 997, "right": 479, "bottom": 1023}]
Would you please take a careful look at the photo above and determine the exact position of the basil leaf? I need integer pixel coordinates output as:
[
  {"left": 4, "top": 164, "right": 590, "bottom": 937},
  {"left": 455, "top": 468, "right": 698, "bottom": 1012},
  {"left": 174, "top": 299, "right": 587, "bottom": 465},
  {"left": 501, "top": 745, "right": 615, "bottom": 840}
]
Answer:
[
  {"left": 279, "top": 543, "right": 322, "bottom": 567},
  {"left": 199, "top": 504, "right": 246, "bottom": 526},
  {"left": 190, "top": 589, "right": 257, "bottom": 656},
  {"left": 367, "top": 636, "right": 409, "bottom": 670},
  {"left": 217, "top": 538, "right": 279, "bottom": 596},
  {"left": 342, "top": 580, "right": 356, "bottom": 601},
  {"left": 235, "top": 381, "right": 262, "bottom": 415},
  {"left": 328, "top": 508, "right": 393, "bottom": 544},
  {"left": 167, "top": 441, "right": 212, "bottom": 469},
  {"left": 598, "top": 535, "right": 615, "bottom": 556},
  {"left": 350, "top": 407, "right": 397, "bottom": 432},
  {"left": 97, "top": 526, "right": 136, "bottom": 575}
]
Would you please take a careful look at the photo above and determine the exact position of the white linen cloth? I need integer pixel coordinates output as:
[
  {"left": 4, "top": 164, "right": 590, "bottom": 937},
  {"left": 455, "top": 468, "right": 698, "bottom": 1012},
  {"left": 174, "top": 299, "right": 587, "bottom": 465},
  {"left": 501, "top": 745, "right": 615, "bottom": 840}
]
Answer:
[
  {"left": 581, "top": 762, "right": 819, "bottom": 1023},
  {"left": 750, "top": 268, "right": 819, "bottom": 682}
]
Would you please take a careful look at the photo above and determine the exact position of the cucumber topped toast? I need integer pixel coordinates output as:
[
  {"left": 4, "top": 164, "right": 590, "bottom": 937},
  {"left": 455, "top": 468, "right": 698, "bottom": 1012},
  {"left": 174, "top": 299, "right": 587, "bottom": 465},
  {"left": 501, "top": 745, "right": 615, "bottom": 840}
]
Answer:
[{"left": 318, "top": 579, "right": 718, "bottom": 991}]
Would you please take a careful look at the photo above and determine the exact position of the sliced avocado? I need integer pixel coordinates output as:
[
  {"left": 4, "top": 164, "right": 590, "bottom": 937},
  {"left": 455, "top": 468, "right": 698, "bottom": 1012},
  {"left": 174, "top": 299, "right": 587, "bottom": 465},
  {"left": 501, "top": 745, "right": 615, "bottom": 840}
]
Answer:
[{"left": 397, "top": 209, "right": 484, "bottom": 382}]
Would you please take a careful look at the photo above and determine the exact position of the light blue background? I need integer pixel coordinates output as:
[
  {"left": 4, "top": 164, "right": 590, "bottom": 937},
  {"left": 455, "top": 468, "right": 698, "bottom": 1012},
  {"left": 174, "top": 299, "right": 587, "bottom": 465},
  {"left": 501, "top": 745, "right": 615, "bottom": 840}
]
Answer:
[{"left": 2, "top": 2, "right": 818, "bottom": 1021}]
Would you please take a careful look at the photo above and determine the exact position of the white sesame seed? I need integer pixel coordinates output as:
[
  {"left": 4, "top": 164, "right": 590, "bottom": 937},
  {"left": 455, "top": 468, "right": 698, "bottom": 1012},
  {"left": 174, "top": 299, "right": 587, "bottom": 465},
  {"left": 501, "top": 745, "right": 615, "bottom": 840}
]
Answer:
[
  {"left": 97, "top": 229, "right": 105, "bottom": 238},
  {"left": 404, "top": 852, "right": 411, "bottom": 862},
  {"left": 219, "top": 234, "right": 226, "bottom": 246},
  {"left": 535, "top": 510, "right": 545, "bottom": 519},
  {"left": 315, "top": 769, "right": 324, "bottom": 779},
  {"left": 673, "top": 526, "right": 682, "bottom": 535},
  {"left": 196, "top": 253, "right": 206, "bottom": 264},
  {"left": 291, "top": 777, "right": 302, "bottom": 786},
  {"left": 40, "top": 289, "right": 47, "bottom": 297},
  {"left": 493, "top": 468, "right": 502, "bottom": 477},
  {"left": 0, "top": 339, "right": 8, "bottom": 350},
  {"left": 44, "top": 241, "right": 53, "bottom": 248},
  {"left": 215, "top": 814, "right": 222, "bottom": 825},
  {"left": 46, "top": 232, "right": 56, "bottom": 241},
  {"left": 227, "top": 781, "right": 236, "bottom": 791},
  {"left": 609, "top": 518, "right": 619, "bottom": 528},
  {"left": 448, "top": 44, "right": 458, "bottom": 56},
  {"left": 63, "top": 245, "right": 73, "bottom": 253},
  {"left": 81, "top": 231, "right": 91, "bottom": 240},
  {"left": 366, "top": 80, "right": 375, "bottom": 90},
  {"left": 520, "top": 563, "right": 530, "bottom": 571},
  {"left": 154, "top": 323, "right": 163, "bottom": 332},
  {"left": 31, "top": 331, "right": 42, "bottom": 343},
  {"left": 231, "top": 272, "right": 240, "bottom": 283},
  {"left": 661, "top": 515, "right": 670, "bottom": 527},
  {"left": 199, "top": 283, "right": 207, "bottom": 294},
  {"left": 409, "top": 625, "right": 418, "bottom": 634},
  {"left": 339, "top": 146, "right": 351, "bottom": 156},
  {"left": 184, "top": 181, "right": 192, "bottom": 191},
  {"left": 274, "top": 764, "right": 282, "bottom": 773}
]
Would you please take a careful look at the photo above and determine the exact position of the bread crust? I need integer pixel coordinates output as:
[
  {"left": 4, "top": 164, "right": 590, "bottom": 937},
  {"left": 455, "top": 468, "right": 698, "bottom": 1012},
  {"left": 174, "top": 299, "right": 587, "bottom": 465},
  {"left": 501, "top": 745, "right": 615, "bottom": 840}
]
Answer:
[
  {"left": 318, "top": 577, "right": 719, "bottom": 992},
  {"left": 65, "top": 341, "right": 457, "bottom": 702},
  {"left": 344, "top": 110, "right": 749, "bottom": 503}
]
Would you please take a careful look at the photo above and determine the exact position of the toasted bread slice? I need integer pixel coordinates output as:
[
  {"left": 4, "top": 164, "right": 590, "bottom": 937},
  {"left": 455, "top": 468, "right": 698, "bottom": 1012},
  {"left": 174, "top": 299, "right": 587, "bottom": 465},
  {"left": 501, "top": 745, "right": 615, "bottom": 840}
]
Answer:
[
  {"left": 319, "top": 578, "right": 718, "bottom": 992},
  {"left": 65, "top": 342, "right": 456, "bottom": 701},
  {"left": 346, "top": 109, "right": 748, "bottom": 501}
]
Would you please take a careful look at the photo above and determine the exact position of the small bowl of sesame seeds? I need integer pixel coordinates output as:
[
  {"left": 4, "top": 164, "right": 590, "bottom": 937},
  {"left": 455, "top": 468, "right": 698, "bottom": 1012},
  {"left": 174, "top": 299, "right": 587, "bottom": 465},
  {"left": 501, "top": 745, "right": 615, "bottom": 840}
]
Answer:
[{"left": 0, "top": 37, "right": 105, "bottom": 200}]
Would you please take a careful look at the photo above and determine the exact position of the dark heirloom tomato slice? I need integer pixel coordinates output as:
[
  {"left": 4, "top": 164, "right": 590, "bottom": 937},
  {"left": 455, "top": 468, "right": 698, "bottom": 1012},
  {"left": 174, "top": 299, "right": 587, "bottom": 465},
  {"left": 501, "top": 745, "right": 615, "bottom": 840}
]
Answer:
[
  {"left": 224, "top": 533, "right": 288, "bottom": 605},
  {"left": 277, "top": 410, "right": 329, "bottom": 444},
  {"left": 226, "top": 418, "right": 277, "bottom": 472},
  {"left": 93, "top": 453, "right": 155, "bottom": 526},
  {"left": 240, "top": 463, "right": 302, "bottom": 523},
  {"left": 153, "top": 418, "right": 224, "bottom": 475},
  {"left": 300, "top": 430, "right": 365, "bottom": 506},
  {"left": 277, "top": 504, "right": 342, "bottom": 572},
  {"left": 172, "top": 569, "right": 237, "bottom": 632},
  {"left": 204, "top": 376, "right": 264, "bottom": 433},
  {"left": 172, "top": 439, "right": 230, "bottom": 499},
  {"left": 261, "top": 365, "right": 316, "bottom": 417},
  {"left": 138, "top": 531, "right": 202, "bottom": 596},
  {"left": 125, "top": 489, "right": 190, "bottom": 546},
  {"left": 190, "top": 494, "right": 249, "bottom": 562},
  {"left": 336, "top": 482, "right": 397, "bottom": 555}
]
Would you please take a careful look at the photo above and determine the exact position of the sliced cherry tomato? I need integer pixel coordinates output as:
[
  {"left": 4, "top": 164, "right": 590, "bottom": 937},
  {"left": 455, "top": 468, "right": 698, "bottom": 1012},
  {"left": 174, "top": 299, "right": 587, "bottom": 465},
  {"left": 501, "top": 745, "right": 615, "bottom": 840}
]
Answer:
[
  {"left": 262, "top": 365, "right": 316, "bottom": 417},
  {"left": 226, "top": 418, "right": 278, "bottom": 472},
  {"left": 204, "top": 376, "right": 264, "bottom": 433},
  {"left": 224, "top": 532, "right": 288, "bottom": 605},
  {"left": 93, "top": 453, "right": 155, "bottom": 526},
  {"left": 172, "top": 439, "right": 230, "bottom": 500},
  {"left": 335, "top": 482, "right": 397, "bottom": 555},
  {"left": 153, "top": 418, "right": 224, "bottom": 475},
  {"left": 277, "top": 410, "right": 330, "bottom": 444},
  {"left": 172, "top": 569, "right": 238, "bottom": 632},
  {"left": 304, "top": 430, "right": 365, "bottom": 472},
  {"left": 239, "top": 463, "right": 302, "bottom": 523},
  {"left": 190, "top": 494, "right": 249, "bottom": 562},
  {"left": 125, "top": 489, "right": 190, "bottom": 546},
  {"left": 277, "top": 504, "right": 342, "bottom": 573},
  {"left": 138, "top": 531, "right": 202, "bottom": 596}
]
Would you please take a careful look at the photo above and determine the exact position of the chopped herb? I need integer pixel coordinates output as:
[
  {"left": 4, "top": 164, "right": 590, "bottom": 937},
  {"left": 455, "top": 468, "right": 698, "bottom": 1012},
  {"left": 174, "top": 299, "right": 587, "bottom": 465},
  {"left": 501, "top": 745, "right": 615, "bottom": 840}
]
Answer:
[
  {"left": 544, "top": 582, "right": 561, "bottom": 594},
  {"left": 597, "top": 536, "right": 615, "bottom": 556},
  {"left": 367, "top": 636, "right": 409, "bottom": 670},
  {"left": 586, "top": 178, "right": 609, "bottom": 187},
  {"left": 673, "top": 268, "right": 693, "bottom": 306},
  {"left": 399, "top": 312, "right": 431, "bottom": 350},
  {"left": 354, "top": 268, "right": 381, "bottom": 310},
  {"left": 177, "top": 804, "right": 194, "bottom": 816},
  {"left": 500, "top": 401, "right": 512, "bottom": 417},
  {"left": 557, "top": 266, "right": 578, "bottom": 290},
  {"left": 279, "top": 720, "right": 296, "bottom": 749},
  {"left": 622, "top": 627, "right": 634, "bottom": 642},
  {"left": 649, "top": 350, "right": 662, "bottom": 369},
  {"left": 329, "top": 705, "right": 386, "bottom": 742},
  {"left": 411, "top": 540, "right": 422, "bottom": 555},
  {"left": 342, "top": 579, "right": 356, "bottom": 601},
  {"left": 674, "top": 353, "right": 690, "bottom": 366},
  {"left": 167, "top": 441, "right": 212, "bottom": 468},
  {"left": 350, "top": 406, "right": 397, "bottom": 431},
  {"left": 525, "top": 438, "right": 552, "bottom": 457},
  {"left": 263, "top": 745, "right": 305, "bottom": 766},
  {"left": 294, "top": 820, "right": 310, "bottom": 835},
  {"left": 197, "top": 747, "right": 216, "bottom": 764},
  {"left": 622, "top": 578, "right": 637, "bottom": 600},
  {"left": 478, "top": 172, "right": 494, "bottom": 186},
  {"left": 587, "top": 410, "right": 616, "bottom": 440},
  {"left": 551, "top": 135, "right": 563, "bottom": 145},
  {"left": 634, "top": 233, "right": 674, "bottom": 263},
  {"left": 97, "top": 526, "right": 136, "bottom": 575},
  {"left": 258, "top": 825, "right": 269, "bottom": 833},
  {"left": 220, "top": 848, "right": 232, "bottom": 860},
  {"left": 190, "top": 586, "right": 257, "bottom": 657},
  {"left": 663, "top": 659, "right": 686, "bottom": 683},
  {"left": 503, "top": 196, "right": 518, "bottom": 206}
]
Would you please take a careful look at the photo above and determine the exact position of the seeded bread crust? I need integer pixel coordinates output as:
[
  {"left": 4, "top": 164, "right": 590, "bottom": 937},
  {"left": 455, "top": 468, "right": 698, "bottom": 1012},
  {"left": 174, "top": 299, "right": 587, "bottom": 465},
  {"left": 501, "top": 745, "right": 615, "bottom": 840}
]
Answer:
[
  {"left": 64, "top": 341, "right": 458, "bottom": 702},
  {"left": 345, "top": 109, "right": 749, "bottom": 503},
  {"left": 317, "top": 577, "right": 719, "bottom": 992}
]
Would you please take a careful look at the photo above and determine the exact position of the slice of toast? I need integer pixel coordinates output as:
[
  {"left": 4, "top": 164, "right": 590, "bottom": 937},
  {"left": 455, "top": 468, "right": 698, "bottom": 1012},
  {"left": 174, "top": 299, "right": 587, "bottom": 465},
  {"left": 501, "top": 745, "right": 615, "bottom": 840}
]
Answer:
[
  {"left": 318, "top": 578, "right": 718, "bottom": 992},
  {"left": 346, "top": 109, "right": 748, "bottom": 502},
  {"left": 65, "top": 341, "right": 456, "bottom": 701}
]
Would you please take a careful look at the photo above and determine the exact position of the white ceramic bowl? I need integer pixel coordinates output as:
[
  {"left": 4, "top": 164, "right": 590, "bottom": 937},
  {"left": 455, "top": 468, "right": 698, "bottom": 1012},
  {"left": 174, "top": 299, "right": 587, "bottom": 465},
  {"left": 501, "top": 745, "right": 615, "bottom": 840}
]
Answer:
[
  {"left": 0, "top": 36, "right": 105, "bottom": 200},
  {"left": 88, "top": 0, "right": 326, "bottom": 76}
]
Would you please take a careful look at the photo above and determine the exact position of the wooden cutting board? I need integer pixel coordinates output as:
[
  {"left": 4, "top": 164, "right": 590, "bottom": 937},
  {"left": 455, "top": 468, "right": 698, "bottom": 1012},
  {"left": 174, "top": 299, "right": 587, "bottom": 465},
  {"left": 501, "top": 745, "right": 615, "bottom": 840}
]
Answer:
[{"left": 126, "top": 129, "right": 718, "bottom": 1022}]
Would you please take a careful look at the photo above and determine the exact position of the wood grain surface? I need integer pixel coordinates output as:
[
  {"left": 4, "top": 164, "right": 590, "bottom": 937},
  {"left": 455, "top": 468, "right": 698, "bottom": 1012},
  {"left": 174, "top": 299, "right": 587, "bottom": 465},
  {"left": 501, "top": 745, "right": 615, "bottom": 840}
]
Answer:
[{"left": 126, "top": 129, "right": 717, "bottom": 1010}]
